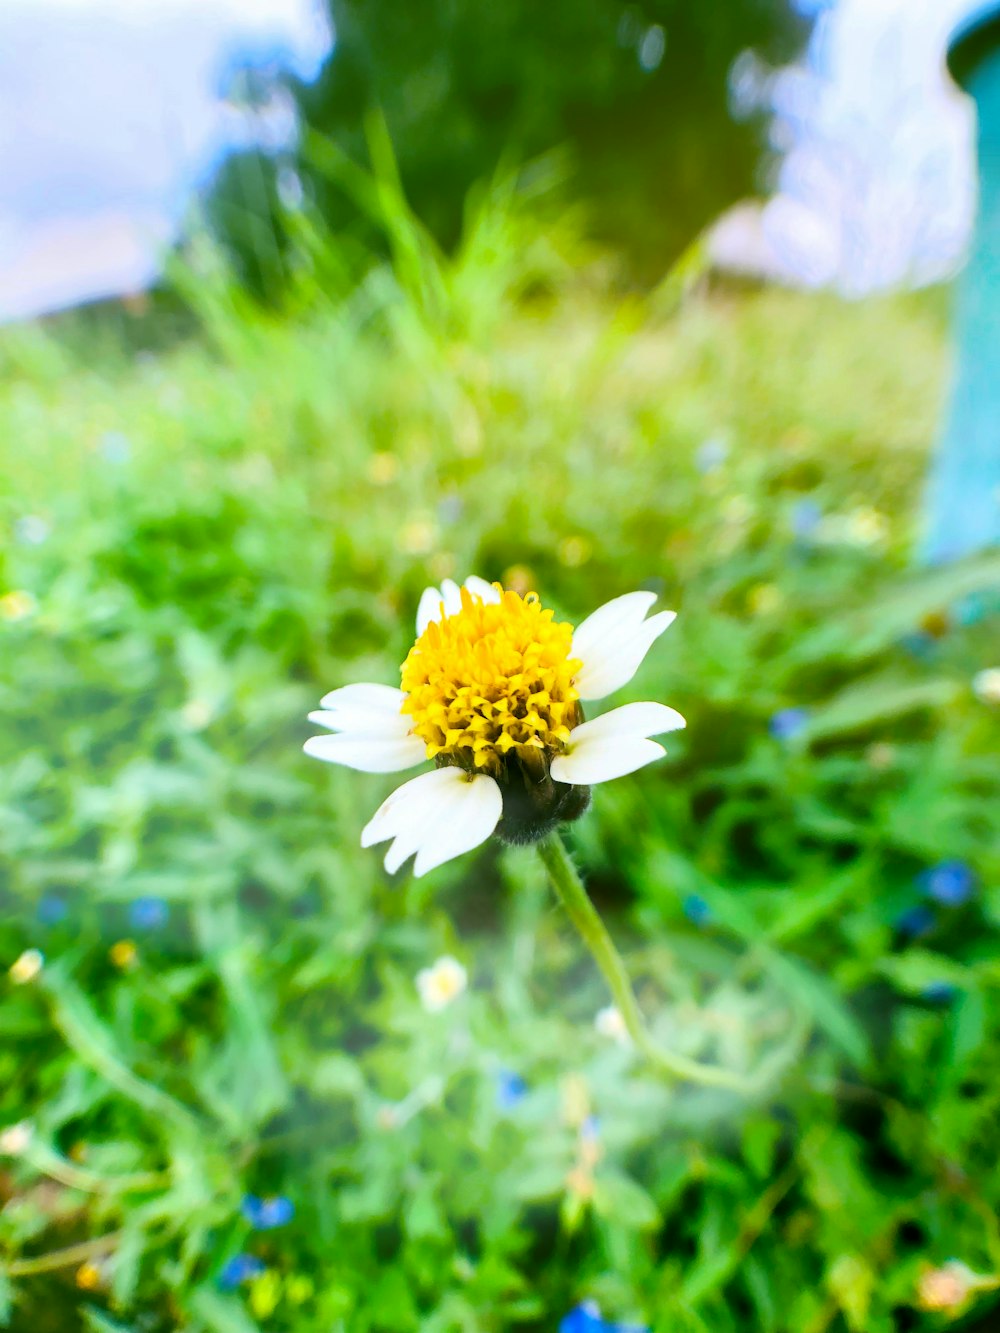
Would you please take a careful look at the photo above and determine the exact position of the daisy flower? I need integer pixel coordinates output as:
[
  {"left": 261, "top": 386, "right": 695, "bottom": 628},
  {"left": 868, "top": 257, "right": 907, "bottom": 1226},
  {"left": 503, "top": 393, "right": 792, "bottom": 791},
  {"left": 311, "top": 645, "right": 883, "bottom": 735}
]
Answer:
[
  {"left": 305, "top": 576, "right": 684, "bottom": 876},
  {"left": 415, "top": 955, "right": 468, "bottom": 1011}
]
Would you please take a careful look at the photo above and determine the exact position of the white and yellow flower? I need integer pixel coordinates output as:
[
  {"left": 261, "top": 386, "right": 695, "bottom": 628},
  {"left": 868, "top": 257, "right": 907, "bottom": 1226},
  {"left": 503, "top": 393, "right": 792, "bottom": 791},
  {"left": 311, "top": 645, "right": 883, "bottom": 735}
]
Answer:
[
  {"left": 416, "top": 956, "right": 468, "bottom": 1011},
  {"left": 305, "top": 576, "right": 684, "bottom": 876}
]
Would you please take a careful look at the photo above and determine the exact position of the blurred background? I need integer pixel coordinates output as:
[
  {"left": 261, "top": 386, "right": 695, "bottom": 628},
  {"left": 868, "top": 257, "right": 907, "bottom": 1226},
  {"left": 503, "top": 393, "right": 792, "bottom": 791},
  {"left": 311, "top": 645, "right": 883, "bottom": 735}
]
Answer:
[{"left": 1, "top": 1, "right": 999, "bottom": 1330}]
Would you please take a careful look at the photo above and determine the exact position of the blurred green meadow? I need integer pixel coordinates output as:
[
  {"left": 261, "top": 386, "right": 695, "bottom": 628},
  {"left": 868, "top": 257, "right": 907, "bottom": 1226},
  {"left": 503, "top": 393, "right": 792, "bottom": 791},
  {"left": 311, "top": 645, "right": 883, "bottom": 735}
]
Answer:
[{"left": 2, "top": 167, "right": 1000, "bottom": 1333}]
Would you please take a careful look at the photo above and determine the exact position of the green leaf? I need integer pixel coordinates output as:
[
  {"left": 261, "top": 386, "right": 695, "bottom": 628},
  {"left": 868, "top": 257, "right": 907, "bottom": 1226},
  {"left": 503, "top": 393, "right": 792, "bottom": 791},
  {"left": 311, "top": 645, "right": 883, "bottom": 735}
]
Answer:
[
  {"left": 766, "top": 955, "right": 872, "bottom": 1070},
  {"left": 592, "top": 1170, "right": 660, "bottom": 1230}
]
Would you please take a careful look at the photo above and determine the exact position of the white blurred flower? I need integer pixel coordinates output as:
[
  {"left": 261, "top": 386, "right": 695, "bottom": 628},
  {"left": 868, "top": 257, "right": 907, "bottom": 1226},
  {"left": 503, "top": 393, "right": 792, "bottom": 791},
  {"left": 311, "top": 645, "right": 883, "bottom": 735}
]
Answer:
[
  {"left": 594, "top": 1005, "right": 631, "bottom": 1044},
  {"left": 972, "top": 668, "right": 1000, "bottom": 705},
  {"left": 416, "top": 956, "right": 468, "bottom": 1012},
  {"left": 9, "top": 948, "right": 44, "bottom": 984},
  {"left": 14, "top": 515, "right": 50, "bottom": 546},
  {"left": 0, "top": 1121, "right": 34, "bottom": 1156}
]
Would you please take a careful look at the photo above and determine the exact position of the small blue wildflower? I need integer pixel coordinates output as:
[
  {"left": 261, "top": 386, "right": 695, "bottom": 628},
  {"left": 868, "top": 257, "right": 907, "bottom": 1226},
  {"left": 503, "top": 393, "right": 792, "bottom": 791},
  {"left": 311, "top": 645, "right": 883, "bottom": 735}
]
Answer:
[
  {"left": 899, "top": 631, "right": 936, "bottom": 661},
  {"left": 218, "top": 1254, "right": 265, "bottom": 1290},
  {"left": 955, "top": 593, "right": 989, "bottom": 627},
  {"left": 919, "top": 861, "right": 976, "bottom": 908},
  {"left": 769, "top": 707, "right": 810, "bottom": 742},
  {"left": 895, "top": 904, "right": 935, "bottom": 939},
  {"left": 560, "top": 1302, "right": 649, "bottom": 1333},
  {"left": 241, "top": 1194, "right": 295, "bottom": 1229},
  {"left": 695, "top": 435, "right": 729, "bottom": 473},
  {"left": 580, "top": 1114, "right": 601, "bottom": 1144},
  {"left": 791, "top": 499, "right": 822, "bottom": 541},
  {"left": 100, "top": 431, "right": 131, "bottom": 464},
  {"left": 683, "top": 893, "right": 713, "bottom": 927},
  {"left": 37, "top": 894, "right": 68, "bottom": 926},
  {"left": 922, "top": 982, "right": 958, "bottom": 1006},
  {"left": 437, "top": 494, "right": 464, "bottom": 525},
  {"left": 495, "top": 1069, "right": 528, "bottom": 1111},
  {"left": 129, "top": 897, "right": 170, "bottom": 930},
  {"left": 14, "top": 515, "right": 50, "bottom": 547}
]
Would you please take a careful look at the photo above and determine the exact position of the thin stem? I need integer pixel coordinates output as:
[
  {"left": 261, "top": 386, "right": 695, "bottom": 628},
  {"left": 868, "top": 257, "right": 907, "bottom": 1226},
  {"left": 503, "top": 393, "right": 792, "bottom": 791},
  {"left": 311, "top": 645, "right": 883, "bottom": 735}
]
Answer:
[
  {"left": 3, "top": 1232, "right": 121, "bottom": 1278},
  {"left": 538, "top": 833, "right": 792, "bottom": 1093}
]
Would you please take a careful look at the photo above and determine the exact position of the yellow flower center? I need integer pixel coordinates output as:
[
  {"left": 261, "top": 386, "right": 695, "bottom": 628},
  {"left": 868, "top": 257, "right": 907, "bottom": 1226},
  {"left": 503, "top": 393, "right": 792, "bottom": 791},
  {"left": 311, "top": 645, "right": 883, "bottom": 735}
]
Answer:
[{"left": 400, "top": 586, "right": 582, "bottom": 772}]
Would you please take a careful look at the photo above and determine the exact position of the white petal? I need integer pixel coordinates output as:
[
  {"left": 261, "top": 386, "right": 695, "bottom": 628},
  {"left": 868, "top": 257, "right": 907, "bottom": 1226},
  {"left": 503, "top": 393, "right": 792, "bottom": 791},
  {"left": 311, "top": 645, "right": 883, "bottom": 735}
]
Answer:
[
  {"left": 362, "top": 766, "right": 461, "bottom": 847},
  {"left": 361, "top": 767, "right": 502, "bottom": 876},
  {"left": 568, "top": 702, "right": 686, "bottom": 744},
  {"left": 304, "top": 732, "right": 427, "bottom": 773},
  {"left": 550, "top": 736, "right": 666, "bottom": 785},
  {"left": 416, "top": 586, "right": 443, "bottom": 636},
  {"left": 463, "top": 575, "right": 502, "bottom": 604},
  {"left": 319, "top": 683, "right": 406, "bottom": 712},
  {"left": 440, "top": 578, "right": 463, "bottom": 617},
  {"left": 413, "top": 772, "right": 502, "bottom": 877},
  {"left": 416, "top": 576, "right": 500, "bottom": 635},
  {"left": 310, "top": 684, "right": 409, "bottom": 737},
  {"left": 571, "top": 591, "right": 658, "bottom": 658},
  {"left": 574, "top": 608, "right": 676, "bottom": 701}
]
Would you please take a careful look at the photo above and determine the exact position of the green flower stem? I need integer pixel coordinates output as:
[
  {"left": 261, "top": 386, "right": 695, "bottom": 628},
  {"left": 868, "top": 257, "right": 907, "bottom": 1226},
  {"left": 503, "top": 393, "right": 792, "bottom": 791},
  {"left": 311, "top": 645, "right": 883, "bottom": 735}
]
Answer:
[{"left": 539, "top": 833, "right": 759, "bottom": 1093}]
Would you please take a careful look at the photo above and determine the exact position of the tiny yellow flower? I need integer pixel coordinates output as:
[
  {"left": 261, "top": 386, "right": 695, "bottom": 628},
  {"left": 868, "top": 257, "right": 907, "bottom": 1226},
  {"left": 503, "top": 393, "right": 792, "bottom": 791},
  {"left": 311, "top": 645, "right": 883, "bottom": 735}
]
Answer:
[
  {"left": 747, "top": 583, "right": 784, "bottom": 617},
  {"left": 0, "top": 1122, "right": 34, "bottom": 1156},
  {"left": 76, "top": 1262, "right": 104, "bottom": 1292},
  {"left": 109, "top": 940, "right": 139, "bottom": 970},
  {"left": 557, "top": 536, "right": 592, "bottom": 569},
  {"left": 843, "top": 506, "right": 889, "bottom": 548},
  {"left": 501, "top": 564, "right": 535, "bottom": 596},
  {"left": 399, "top": 518, "right": 437, "bottom": 556},
  {"left": 367, "top": 452, "right": 398, "bottom": 485},
  {"left": 0, "top": 590, "right": 37, "bottom": 623},
  {"left": 416, "top": 956, "right": 467, "bottom": 1012},
  {"left": 249, "top": 1269, "right": 282, "bottom": 1319},
  {"left": 9, "top": 949, "right": 44, "bottom": 985}
]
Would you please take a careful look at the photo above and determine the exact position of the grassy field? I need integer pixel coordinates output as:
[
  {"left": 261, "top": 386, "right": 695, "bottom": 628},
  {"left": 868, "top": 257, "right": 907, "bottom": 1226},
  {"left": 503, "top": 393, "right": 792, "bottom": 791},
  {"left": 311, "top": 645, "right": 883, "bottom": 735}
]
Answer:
[{"left": 1, "top": 183, "right": 1000, "bottom": 1333}]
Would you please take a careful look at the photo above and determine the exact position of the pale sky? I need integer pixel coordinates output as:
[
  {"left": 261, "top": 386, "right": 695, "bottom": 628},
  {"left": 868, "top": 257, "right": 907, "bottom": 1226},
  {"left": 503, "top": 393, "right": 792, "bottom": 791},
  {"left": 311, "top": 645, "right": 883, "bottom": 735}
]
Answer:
[
  {"left": 0, "top": 0, "right": 329, "bottom": 322},
  {"left": 0, "top": 0, "right": 991, "bottom": 320}
]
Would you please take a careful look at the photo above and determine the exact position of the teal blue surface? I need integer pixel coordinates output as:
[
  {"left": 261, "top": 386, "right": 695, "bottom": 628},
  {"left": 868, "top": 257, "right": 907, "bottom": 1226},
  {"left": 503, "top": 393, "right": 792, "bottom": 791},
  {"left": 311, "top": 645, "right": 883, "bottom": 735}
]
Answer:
[{"left": 924, "top": 42, "right": 1000, "bottom": 561}]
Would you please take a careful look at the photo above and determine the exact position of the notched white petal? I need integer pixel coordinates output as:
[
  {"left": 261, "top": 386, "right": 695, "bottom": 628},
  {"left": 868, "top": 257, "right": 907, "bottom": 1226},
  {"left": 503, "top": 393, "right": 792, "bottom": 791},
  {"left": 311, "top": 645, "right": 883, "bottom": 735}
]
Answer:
[
  {"left": 303, "top": 732, "right": 426, "bottom": 774},
  {"left": 569, "top": 701, "right": 686, "bottom": 744},
  {"left": 463, "top": 575, "right": 502, "bottom": 604},
  {"left": 319, "top": 682, "right": 406, "bottom": 712},
  {"left": 361, "top": 767, "right": 502, "bottom": 876},
  {"left": 571, "top": 591, "right": 658, "bottom": 656},
  {"left": 573, "top": 599, "right": 677, "bottom": 702},
  {"left": 551, "top": 736, "right": 666, "bottom": 785},
  {"left": 416, "top": 575, "right": 499, "bottom": 635}
]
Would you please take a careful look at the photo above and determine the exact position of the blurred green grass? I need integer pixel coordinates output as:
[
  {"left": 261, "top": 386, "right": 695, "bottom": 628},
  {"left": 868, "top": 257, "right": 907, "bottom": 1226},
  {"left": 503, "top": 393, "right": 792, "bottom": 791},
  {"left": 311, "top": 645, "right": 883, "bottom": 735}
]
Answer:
[{"left": 1, "top": 174, "right": 1000, "bottom": 1333}]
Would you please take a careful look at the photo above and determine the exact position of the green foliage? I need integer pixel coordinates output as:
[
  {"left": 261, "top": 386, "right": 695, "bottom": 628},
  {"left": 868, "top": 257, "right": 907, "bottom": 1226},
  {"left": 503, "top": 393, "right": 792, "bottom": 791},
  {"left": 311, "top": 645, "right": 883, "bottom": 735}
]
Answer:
[
  {"left": 210, "top": 0, "right": 803, "bottom": 298},
  {"left": 1, "top": 178, "right": 999, "bottom": 1333}
]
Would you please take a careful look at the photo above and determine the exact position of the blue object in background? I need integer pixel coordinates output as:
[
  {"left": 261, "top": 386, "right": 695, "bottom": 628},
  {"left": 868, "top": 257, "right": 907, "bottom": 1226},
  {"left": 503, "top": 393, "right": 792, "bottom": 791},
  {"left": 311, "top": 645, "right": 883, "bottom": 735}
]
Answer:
[
  {"left": 218, "top": 1254, "right": 265, "bottom": 1289},
  {"left": 895, "top": 903, "right": 936, "bottom": 938},
  {"left": 923, "top": 5, "right": 1000, "bottom": 562},
  {"left": 919, "top": 860, "right": 976, "bottom": 907},
  {"left": 495, "top": 1070, "right": 528, "bottom": 1111},
  {"left": 559, "top": 1302, "right": 649, "bottom": 1333},
  {"left": 241, "top": 1194, "right": 294, "bottom": 1230},
  {"left": 768, "top": 707, "right": 810, "bottom": 742},
  {"left": 682, "top": 893, "right": 713, "bottom": 927},
  {"left": 129, "top": 896, "right": 170, "bottom": 930}
]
